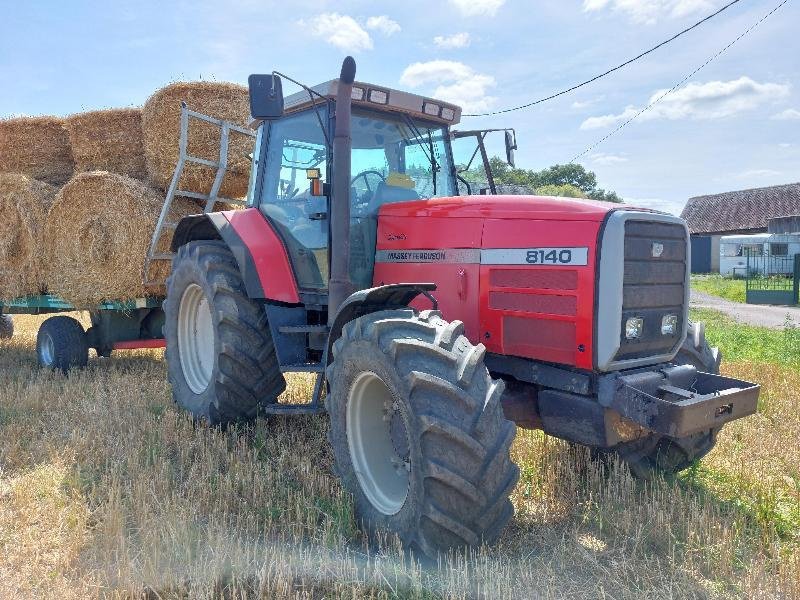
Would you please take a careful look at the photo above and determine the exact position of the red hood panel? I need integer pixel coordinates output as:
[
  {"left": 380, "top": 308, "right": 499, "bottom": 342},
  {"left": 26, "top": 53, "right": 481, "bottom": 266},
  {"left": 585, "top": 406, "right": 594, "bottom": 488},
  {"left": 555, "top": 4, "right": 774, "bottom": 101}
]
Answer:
[{"left": 379, "top": 195, "right": 628, "bottom": 221}]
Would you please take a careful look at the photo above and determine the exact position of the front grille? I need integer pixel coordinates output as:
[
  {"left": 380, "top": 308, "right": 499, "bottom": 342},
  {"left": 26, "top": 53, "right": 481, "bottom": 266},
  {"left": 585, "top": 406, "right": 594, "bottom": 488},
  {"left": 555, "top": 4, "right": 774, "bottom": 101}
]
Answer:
[{"left": 615, "top": 220, "right": 687, "bottom": 361}]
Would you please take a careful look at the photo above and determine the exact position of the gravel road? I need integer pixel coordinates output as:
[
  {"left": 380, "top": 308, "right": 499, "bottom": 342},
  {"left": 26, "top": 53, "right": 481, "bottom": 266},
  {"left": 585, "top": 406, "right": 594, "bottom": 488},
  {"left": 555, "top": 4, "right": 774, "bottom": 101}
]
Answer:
[{"left": 691, "top": 290, "right": 800, "bottom": 329}]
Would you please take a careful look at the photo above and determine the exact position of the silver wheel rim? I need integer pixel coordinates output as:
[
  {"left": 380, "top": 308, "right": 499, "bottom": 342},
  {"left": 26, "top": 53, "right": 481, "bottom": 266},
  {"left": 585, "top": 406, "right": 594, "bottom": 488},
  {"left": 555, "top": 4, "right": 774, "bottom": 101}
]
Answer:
[
  {"left": 347, "top": 371, "right": 410, "bottom": 515},
  {"left": 40, "top": 334, "right": 54, "bottom": 365},
  {"left": 178, "top": 283, "right": 215, "bottom": 394}
]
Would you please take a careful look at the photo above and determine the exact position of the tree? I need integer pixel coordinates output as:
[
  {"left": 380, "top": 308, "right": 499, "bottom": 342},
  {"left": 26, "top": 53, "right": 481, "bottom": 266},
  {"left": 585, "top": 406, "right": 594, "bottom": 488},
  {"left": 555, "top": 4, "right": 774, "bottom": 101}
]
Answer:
[{"left": 486, "top": 158, "right": 623, "bottom": 203}]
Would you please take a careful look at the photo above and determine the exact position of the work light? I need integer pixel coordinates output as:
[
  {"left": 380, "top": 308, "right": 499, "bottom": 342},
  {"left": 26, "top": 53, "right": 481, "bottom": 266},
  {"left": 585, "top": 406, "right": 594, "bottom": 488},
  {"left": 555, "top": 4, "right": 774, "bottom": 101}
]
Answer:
[
  {"left": 661, "top": 314, "right": 678, "bottom": 336},
  {"left": 625, "top": 317, "right": 644, "bottom": 339}
]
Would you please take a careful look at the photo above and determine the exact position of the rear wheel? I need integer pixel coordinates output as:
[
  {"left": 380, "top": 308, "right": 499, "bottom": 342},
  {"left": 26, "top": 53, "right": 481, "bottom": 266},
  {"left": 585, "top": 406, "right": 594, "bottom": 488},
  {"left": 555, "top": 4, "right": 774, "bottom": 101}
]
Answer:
[
  {"left": 608, "top": 321, "right": 722, "bottom": 478},
  {"left": 37, "top": 316, "right": 89, "bottom": 372},
  {"left": 164, "top": 241, "right": 286, "bottom": 425},
  {"left": 326, "top": 309, "right": 519, "bottom": 557},
  {"left": 0, "top": 315, "right": 13, "bottom": 339}
]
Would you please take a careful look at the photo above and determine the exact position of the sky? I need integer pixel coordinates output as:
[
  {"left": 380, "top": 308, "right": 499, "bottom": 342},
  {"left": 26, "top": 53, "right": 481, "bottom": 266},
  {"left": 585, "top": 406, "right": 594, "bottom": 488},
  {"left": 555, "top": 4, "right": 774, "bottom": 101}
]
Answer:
[{"left": 1, "top": 0, "right": 798, "bottom": 215}]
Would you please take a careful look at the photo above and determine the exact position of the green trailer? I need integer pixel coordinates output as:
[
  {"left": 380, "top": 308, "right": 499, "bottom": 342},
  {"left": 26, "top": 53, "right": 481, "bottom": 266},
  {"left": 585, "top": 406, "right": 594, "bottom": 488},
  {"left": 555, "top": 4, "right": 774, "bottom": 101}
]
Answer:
[{"left": 0, "top": 294, "right": 165, "bottom": 371}]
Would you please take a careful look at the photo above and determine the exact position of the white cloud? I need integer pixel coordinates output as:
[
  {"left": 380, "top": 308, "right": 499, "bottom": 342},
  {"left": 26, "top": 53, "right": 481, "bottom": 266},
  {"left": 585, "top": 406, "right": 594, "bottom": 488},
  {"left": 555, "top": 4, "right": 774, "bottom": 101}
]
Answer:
[
  {"left": 449, "top": 0, "right": 505, "bottom": 17},
  {"left": 590, "top": 152, "right": 628, "bottom": 165},
  {"left": 571, "top": 96, "right": 604, "bottom": 109},
  {"left": 365, "top": 15, "right": 401, "bottom": 36},
  {"left": 581, "top": 77, "right": 790, "bottom": 130},
  {"left": 434, "top": 32, "right": 471, "bottom": 49},
  {"left": 304, "top": 13, "right": 373, "bottom": 52},
  {"left": 583, "top": 0, "right": 715, "bottom": 24},
  {"left": 400, "top": 60, "right": 496, "bottom": 112},
  {"left": 779, "top": 142, "right": 794, "bottom": 148},
  {"left": 771, "top": 108, "right": 800, "bottom": 120}
]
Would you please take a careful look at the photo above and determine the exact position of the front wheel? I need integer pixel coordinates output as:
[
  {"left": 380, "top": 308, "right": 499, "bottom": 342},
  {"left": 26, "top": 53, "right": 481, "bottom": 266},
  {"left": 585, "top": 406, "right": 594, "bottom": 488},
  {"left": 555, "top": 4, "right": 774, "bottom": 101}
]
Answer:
[
  {"left": 164, "top": 241, "right": 286, "bottom": 425},
  {"left": 326, "top": 309, "right": 519, "bottom": 557}
]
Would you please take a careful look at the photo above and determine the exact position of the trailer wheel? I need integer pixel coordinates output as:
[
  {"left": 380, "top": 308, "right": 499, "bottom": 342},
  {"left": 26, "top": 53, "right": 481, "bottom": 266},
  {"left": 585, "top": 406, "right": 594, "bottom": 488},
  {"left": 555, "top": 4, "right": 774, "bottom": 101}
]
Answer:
[
  {"left": 326, "top": 309, "right": 519, "bottom": 558},
  {"left": 605, "top": 321, "right": 722, "bottom": 478},
  {"left": 164, "top": 240, "right": 286, "bottom": 425},
  {"left": 0, "top": 315, "right": 13, "bottom": 339},
  {"left": 37, "top": 316, "right": 89, "bottom": 372}
]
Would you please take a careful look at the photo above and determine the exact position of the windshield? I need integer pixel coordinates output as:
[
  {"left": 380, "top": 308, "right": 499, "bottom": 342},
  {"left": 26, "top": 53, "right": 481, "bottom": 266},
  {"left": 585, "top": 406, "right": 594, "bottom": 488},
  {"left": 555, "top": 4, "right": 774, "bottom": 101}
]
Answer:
[{"left": 350, "top": 108, "right": 455, "bottom": 211}]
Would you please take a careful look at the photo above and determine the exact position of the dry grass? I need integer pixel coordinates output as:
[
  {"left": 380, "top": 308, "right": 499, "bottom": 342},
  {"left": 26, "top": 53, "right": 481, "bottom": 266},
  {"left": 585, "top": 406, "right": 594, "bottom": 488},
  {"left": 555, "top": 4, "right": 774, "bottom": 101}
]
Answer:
[
  {"left": 43, "top": 171, "right": 199, "bottom": 306},
  {"left": 64, "top": 108, "right": 147, "bottom": 179},
  {"left": 142, "top": 82, "right": 253, "bottom": 199},
  {"left": 0, "top": 116, "right": 74, "bottom": 185},
  {"left": 0, "top": 173, "right": 57, "bottom": 300},
  {"left": 0, "top": 313, "right": 797, "bottom": 598}
]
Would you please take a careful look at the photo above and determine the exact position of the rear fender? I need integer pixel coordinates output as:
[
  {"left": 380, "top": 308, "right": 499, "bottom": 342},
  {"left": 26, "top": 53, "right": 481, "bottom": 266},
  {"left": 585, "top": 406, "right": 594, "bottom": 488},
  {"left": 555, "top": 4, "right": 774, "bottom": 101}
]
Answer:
[
  {"left": 326, "top": 283, "right": 437, "bottom": 365},
  {"left": 171, "top": 208, "right": 300, "bottom": 303}
]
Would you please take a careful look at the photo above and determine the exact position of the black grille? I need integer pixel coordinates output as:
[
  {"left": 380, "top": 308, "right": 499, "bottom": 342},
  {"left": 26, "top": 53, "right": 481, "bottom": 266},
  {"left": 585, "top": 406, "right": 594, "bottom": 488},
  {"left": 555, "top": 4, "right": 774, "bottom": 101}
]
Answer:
[{"left": 615, "top": 220, "right": 687, "bottom": 361}]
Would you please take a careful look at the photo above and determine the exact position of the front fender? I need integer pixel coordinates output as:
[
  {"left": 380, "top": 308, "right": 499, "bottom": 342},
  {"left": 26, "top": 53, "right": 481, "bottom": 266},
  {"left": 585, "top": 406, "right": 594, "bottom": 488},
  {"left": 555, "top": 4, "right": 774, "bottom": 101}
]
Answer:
[
  {"left": 171, "top": 208, "right": 300, "bottom": 304},
  {"left": 326, "top": 283, "right": 437, "bottom": 364}
]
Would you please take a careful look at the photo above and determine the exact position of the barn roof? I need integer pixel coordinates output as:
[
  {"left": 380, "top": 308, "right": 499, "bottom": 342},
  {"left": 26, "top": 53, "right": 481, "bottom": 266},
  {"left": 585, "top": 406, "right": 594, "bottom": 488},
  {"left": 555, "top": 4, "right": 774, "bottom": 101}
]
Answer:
[{"left": 681, "top": 182, "right": 800, "bottom": 235}]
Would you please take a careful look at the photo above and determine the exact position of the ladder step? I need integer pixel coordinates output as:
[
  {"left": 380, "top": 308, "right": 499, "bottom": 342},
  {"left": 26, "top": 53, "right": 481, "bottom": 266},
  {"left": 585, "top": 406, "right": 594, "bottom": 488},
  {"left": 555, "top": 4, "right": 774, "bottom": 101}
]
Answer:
[
  {"left": 263, "top": 403, "right": 326, "bottom": 416},
  {"left": 280, "top": 363, "right": 325, "bottom": 373},
  {"left": 176, "top": 190, "right": 210, "bottom": 200},
  {"left": 185, "top": 155, "right": 219, "bottom": 168},
  {"left": 278, "top": 325, "right": 330, "bottom": 334}
]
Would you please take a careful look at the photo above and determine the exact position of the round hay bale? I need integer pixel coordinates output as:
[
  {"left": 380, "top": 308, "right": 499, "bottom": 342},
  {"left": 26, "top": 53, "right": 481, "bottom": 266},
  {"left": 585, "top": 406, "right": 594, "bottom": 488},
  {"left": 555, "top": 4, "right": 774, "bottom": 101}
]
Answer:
[
  {"left": 0, "top": 116, "right": 74, "bottom": 185},
  {"left": 44, "top": 171, "right": 200, "bottom": 306},
  {"left": 142, "top": 82, "right": 253, "bottom": 199},
  {"left": 64, "top": 108, "right": 146, "bottom": 179},
  {"left": 0, "top": 173, "right": 57, "bottom": 300}
]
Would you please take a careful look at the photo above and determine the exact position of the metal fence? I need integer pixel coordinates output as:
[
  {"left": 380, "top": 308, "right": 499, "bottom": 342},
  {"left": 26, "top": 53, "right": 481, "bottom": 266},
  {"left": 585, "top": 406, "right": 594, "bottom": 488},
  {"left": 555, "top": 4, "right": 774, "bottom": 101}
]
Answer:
[{"left": 745, "top": 251, "right": 800, "bottom": 305}]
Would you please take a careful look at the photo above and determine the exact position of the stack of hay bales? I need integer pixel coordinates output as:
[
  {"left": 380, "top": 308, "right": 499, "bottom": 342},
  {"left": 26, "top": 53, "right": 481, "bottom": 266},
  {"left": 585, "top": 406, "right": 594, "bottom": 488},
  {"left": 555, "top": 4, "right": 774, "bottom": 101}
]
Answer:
[
  {"left": 64, "top": 108, "right": 147, "bottom": 179},
  {"left": 0, "top": 173, "right": 57, "bottom": 300},
  {"left": 142, "top": 81, "right": 251, "bottom": 198},
  {"left": 0, "top": 80, "right": 253, "bottom": 306},
  {"left": 0, "top": 116, "right": 74, "bottom": 185}
]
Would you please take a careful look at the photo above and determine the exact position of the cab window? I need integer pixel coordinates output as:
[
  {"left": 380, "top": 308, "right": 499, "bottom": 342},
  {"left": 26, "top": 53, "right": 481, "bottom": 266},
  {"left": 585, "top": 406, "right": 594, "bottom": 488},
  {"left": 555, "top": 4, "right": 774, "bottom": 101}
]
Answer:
[{"left": 258, "top": 108, "right": 330, "bottom": 290}]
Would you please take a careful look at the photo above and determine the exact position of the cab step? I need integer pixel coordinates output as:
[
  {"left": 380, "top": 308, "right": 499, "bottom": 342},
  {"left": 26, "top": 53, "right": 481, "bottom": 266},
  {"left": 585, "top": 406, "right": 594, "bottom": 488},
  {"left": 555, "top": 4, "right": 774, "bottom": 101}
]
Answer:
[{"left": 278, "top": 325, "right": 330, "bottom": 334}]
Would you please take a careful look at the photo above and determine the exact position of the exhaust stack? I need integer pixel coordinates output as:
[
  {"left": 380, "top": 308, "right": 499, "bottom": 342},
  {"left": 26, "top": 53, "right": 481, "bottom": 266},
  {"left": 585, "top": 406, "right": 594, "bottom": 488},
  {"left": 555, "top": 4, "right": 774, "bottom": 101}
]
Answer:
[{"left": 328, "top": 56, "right": 357, "bottom": 324}]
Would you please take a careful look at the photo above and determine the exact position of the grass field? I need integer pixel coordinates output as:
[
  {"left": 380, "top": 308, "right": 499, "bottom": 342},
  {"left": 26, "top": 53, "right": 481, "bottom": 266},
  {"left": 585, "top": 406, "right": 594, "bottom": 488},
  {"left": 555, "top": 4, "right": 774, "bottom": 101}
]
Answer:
[
  {"left": 691, "top": 274, "right": 747, "bottom": 304},
  {"left": 1, "top": 312, "right": 798, "bottom": 598}
]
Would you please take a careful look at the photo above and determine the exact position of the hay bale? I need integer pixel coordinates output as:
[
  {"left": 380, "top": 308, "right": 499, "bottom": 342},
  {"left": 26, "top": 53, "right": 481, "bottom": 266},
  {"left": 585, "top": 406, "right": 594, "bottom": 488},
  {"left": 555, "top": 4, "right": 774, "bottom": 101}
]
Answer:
[
  {"left": 64, "top": 108, "right": 146, "bottom": 178},
  {"left": 0, "top": 173, "right": 57, "bottom": 300},
  {"left": 44, "top": 171, "right": 200, "bottom": 306},
  {"left": 0, "top": 116, "right": 74, "bottom": 185},
  {"left": 142, "top": 82, "right": 253, "bottom": 199}
]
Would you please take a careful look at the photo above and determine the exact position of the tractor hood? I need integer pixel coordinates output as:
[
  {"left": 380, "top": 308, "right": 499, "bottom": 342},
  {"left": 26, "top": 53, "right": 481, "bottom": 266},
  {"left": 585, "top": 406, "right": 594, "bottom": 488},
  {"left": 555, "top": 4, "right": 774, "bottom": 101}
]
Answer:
[{"left": 378, "top": 195, "right": 662, "bottom": 222}]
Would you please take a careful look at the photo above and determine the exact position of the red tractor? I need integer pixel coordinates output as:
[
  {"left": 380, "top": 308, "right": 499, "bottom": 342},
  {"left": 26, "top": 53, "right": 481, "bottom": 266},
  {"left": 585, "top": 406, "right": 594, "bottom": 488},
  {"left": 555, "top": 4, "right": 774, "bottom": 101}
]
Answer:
[{"left": 164, "top": 58, "right": 759, "bottom": 556}]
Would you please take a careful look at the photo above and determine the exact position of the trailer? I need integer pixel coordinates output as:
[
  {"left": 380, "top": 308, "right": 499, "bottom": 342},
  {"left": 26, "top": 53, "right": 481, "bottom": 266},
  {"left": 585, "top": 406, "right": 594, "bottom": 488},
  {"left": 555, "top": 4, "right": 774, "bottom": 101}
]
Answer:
[{"left": 0, "top": 294, "right": 165, "bottom": 371}]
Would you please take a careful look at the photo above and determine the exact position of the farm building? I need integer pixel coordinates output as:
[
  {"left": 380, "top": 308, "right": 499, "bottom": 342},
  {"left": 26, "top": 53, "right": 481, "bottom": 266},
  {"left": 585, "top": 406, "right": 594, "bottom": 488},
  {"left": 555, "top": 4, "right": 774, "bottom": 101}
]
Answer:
[{"left": 680, "top": 182, "right": 800, "bottom": 273}]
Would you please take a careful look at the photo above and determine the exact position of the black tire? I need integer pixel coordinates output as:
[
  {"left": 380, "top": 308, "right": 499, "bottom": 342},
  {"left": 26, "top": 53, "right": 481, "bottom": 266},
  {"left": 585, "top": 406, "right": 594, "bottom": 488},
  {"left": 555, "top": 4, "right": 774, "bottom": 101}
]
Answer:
[
  {"left": 0, "top": 315, "right": 13, "bottom": 339},
  {"left": 164, "top": 240, "right": 286, "bottom": 425},
  {"left": 605, "top": 320, "right": 722, "bottom": 478},
  {"left": 326, "top": 308, "right": 519, "bottom": 557},
  {"left": 37, "top": 316, "right": 89, "bottom": 373}
]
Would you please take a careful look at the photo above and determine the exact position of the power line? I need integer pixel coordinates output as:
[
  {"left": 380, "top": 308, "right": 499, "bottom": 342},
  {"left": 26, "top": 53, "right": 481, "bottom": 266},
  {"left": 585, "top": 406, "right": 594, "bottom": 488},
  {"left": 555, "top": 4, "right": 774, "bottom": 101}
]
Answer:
[
  {"left": 570, "top": 0, "right": 789, "bottom": 163},
  {"left": 463, "top": 0, "right": 744, "bottom": 117}
]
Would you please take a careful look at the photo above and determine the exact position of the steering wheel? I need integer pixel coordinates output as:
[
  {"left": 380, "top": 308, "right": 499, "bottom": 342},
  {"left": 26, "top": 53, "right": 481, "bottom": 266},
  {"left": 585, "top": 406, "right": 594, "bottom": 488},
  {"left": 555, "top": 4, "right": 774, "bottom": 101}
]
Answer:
[{"left": 350, "top": 170, "right": 386, "bottom": 194}]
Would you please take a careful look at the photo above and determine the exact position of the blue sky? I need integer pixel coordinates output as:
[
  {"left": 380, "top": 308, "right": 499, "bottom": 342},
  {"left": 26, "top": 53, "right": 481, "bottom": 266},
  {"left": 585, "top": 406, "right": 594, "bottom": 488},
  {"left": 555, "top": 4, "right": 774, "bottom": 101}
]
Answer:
[{"left": 1, "top": 0, "right": 798, "bottom": 214}]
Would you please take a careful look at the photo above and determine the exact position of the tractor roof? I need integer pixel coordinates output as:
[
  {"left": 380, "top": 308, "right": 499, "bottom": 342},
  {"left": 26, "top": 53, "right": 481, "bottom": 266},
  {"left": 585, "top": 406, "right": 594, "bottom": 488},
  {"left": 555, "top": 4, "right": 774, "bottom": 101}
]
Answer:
[{"left": 284, "top": 79, "right": 462, "bottom": 126}]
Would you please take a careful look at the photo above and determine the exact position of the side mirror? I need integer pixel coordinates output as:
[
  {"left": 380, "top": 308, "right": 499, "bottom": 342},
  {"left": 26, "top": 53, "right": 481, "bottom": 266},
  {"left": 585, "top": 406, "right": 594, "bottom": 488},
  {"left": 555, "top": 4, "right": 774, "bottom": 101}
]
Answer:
[
  {"left": 504, "top": 130, "right": 517, "bottom": 167},
  {"left": 248, "top": 74, "right": 284, "bottom": 120}
]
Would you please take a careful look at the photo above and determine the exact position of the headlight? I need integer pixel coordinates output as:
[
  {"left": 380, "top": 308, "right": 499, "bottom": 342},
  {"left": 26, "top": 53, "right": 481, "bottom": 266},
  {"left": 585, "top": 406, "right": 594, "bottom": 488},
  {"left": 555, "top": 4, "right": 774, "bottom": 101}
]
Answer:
[
  {"left": 661, "top": 314, "right": 678, "bottom": 336},
  {"left": 625, "top": 317, "right": 644, "bottom": 339}
]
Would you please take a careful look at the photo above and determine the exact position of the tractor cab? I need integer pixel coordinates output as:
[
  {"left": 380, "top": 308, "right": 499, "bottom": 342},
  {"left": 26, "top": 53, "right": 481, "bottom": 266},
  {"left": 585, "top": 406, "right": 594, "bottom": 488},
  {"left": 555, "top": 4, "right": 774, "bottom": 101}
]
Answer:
[{"left": 246, "top": 74, "right": 514, "bottom": 294}]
